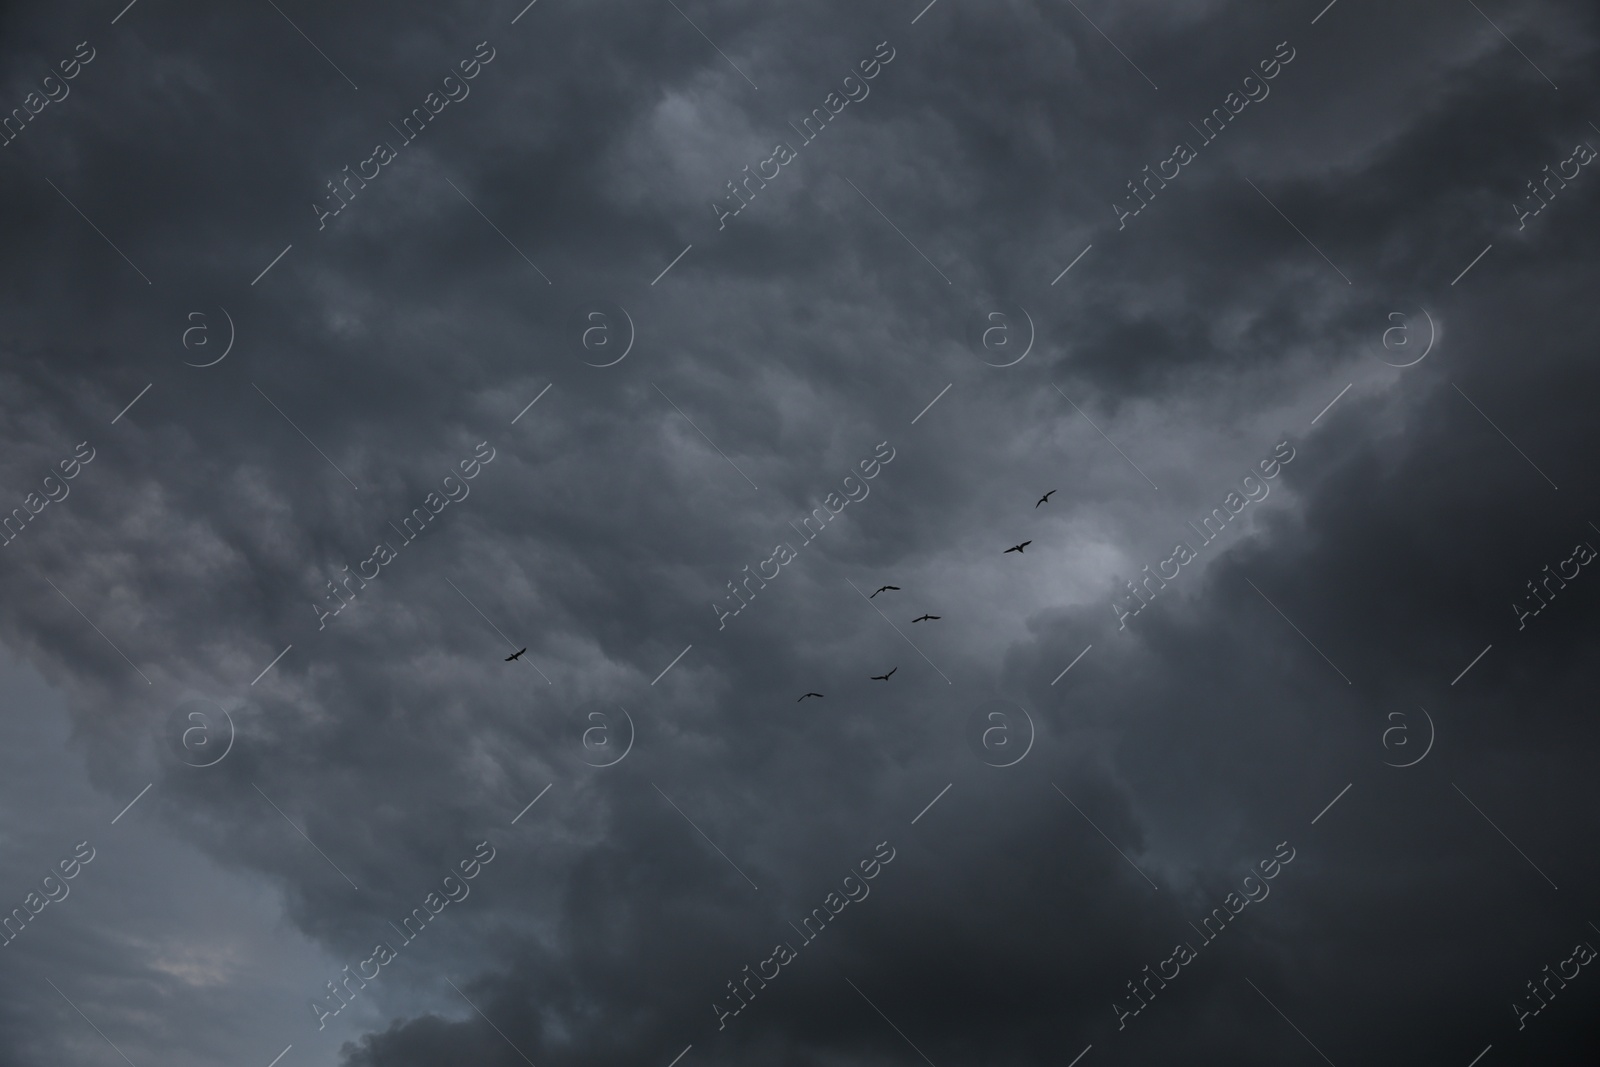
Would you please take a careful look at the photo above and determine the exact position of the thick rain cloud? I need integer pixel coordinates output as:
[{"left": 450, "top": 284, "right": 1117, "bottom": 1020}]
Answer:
[{"left": 1, "top": 0, "right": 1598, "bottom": 1064}]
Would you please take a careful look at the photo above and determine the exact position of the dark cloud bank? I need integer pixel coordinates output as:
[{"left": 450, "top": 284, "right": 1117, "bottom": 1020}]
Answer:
[{"left": 1, "top": 0, "right": 1598, "bottom": 1064}]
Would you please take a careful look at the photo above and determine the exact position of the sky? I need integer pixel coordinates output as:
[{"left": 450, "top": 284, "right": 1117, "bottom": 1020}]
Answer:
[{"left": 0, "top": 0, "right": 1598, "bottom": 1064}]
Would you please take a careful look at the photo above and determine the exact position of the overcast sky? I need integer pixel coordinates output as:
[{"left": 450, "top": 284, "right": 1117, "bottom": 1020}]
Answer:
[{"left": 1, "top": 0, "right": 1598, "bottom": 1064}]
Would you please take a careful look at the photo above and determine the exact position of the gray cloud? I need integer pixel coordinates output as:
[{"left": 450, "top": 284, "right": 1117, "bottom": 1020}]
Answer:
[{"left": 1, "top": 0, "right": 1598, "bottom": 1064}]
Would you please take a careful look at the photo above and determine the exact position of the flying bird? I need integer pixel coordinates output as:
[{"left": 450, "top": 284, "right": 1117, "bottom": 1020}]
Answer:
[
  {"left": 797, "top": 692, "right": 824, "bottom": 702},
  {"left": 912, "top": 614, "right": 942, "bottom": 623},
  {"left": 870, "top": 585, "right": 901, "bottom": 598},
  {"left": 505, "top": 648, "right": 528, "bottom": 661},
  {"left": 1036, "top": 490, "right": 1056, "bottom": 507},
  {"left": 1005, "top": 541, "right": 1032, "bottom": 554},
  {"left": 870, "top": 668, "right": 897, "bottom": 681}
]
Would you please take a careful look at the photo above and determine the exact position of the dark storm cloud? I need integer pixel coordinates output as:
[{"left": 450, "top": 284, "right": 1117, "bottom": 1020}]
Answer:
[{"left": 1, "top": 0, "right": 1598, "bottom": 1064}]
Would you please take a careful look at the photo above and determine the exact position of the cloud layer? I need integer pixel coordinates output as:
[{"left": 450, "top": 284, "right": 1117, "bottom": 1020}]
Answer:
[{"left": 1, "top": 0, "right": 1598, "bottom": 1064}]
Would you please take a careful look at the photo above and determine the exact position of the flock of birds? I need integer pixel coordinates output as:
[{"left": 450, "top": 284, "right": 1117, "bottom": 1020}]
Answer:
[
  {"left": 499, "top": 493, "right": 1063, "bottom": 695},
  {"left": 503, "top": 489, "right": 1061, "bottom": 699},
  {"left": 794, "top": 489, "right": 1056, "bottom": 702}
]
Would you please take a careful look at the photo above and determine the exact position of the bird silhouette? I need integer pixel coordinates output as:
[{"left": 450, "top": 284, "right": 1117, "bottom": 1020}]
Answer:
[
  {"left": 912, "top": 614, "right": 941, "bottom": 623},
  {"left": 1036, "top": 490, "right": 1056, "bottom": 507},
  {"left": 798, "top": 692, "right": 824, "bottom": 702},
  {"left": 1005, "top": 541, "right": 1032, "bottom": 554},
  {"left": 505, "top": 647, "right": 528, "bottom": 661},
  {"left": 870, "top": 585, "right": 901, "bottom": 598},
  {"left": 870, "top": 668, "right": 897, "bottom": 681}
]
